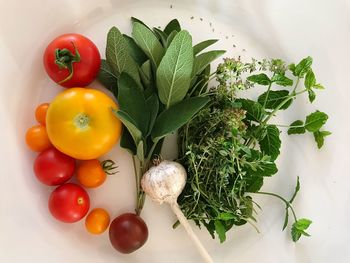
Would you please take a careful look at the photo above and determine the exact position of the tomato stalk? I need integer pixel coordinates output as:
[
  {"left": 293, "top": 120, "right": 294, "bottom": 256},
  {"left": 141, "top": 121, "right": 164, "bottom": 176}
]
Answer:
[{"left": 55, "top": 41, "right": 80, "bottom": 84}]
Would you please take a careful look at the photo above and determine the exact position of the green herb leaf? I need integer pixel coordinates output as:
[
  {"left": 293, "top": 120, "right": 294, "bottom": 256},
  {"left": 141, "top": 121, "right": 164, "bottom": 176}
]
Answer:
[
  {"left": 291, "top": 218, "right": 312, "bottom": 242},
  {"left": 123, "top": 34, "right": 148, "bottom": 66},
  {"left": 97, "top": 59, "right": 118, "bottom": 94},
  {"left": 304, "top": 69, "right": 316, "bottom": 89},
  {"left": 294, "top": 56, "right": 313, "bottom": 77},
  {"left": 192, "top": 50, "right": 226, "bottom": 80},
  {"left": 305, "top": 111, "right": 328, "bottom": 132},
  {"left": 132, "top": 22, "right": 165, "bottom": 66},
  {"left": 153, "top": 27, "right": 168, "bottom": 47},
  {"left": 313, "top": 83, "right": 325, "bottom": 90},
  {"left": 245, "top": 176, "right": 264, "bottom": 193},
  {"left": 217, "top": 213, "right": 236, "bottom": 220},
  {"left": 193, "top": 39, "right": 218, "bottom": 55},
  {"left": 114, "top": 110, "right": 142, "bottom": 145},
  {"left": 106, "top": 27, "right": 141, "bottom": 85},
  {"left": 166, "top": 30, "right": 178, "bottom": 46},
  {"left": 164, "top": 19, "right": 181, "bottom": 35},
  {"left": 239, "top": 99, "right": 266, "bottom": 122},
  {"left": 247, "top": 73, "right": 271, "bottom": 86},
  {"left": 259, "top": 125, "right": 281, "bottom": 161},
  {"left": 136, "top": 140, "right": 145, "bottom": 162},
  {"left": 288, "top": 63, "right": 296, "bottom": 75},
  {"left": 120, "top": 128, "right": 136, "bottom": 155},
  {"left": 271, "top": 74, "right": 293, "bottom": 86},
  {"left": 308, "top": 89, "right": 316, "bottom": 103},
  {"left": 313, "top": 130, "right": 331, "bottom": 149},
  {"left": 289, "top": 176, "right": 300, "bottom": 204},
  {"left": 131, "top": 17, "right": 150, "bottom": 29},
  {"left": 288, "top": 120, "right": 306, "bottom": 135},
  {"left": 151, "top": 96, "right": 209, "bottom": 141},
  {"left": 257, "top": 90, "right": 292, "bottom": 110},
  {"left": 139, "top": 60, "right": 152, "bottom": 90},
  {"left": 146, "top": 93, "right": 159, "bottom": 136},
  {"left": 214, "top": 220, "right": 226, "bottom": 243},
  {"left": 157, "top": 30, "right": 194, "bottom": 108},
  {"left": 117, "top": 73, "right": 149, "bottom": 135}
]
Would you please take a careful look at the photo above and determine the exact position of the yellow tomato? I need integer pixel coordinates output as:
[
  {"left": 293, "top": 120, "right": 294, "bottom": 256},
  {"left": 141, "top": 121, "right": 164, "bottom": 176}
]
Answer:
[
  {"left": 46, "top": 88, "right": 121, "bottom": 160},
  {"left": 85, "top": 208, "right": 110, "bottom": 234}
]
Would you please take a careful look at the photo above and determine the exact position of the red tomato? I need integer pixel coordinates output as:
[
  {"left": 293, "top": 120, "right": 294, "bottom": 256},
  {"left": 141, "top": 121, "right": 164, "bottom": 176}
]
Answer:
[
  {"left": 49, "top": 183, "right": 90, "bottom": 223},
  {"left": 43, "top": 33, "right": 101, "bottom": 88},
  {"left": 33, "top": 147, "right": 75, "bottom": 186},
  {"left": 109, "top": 213, "right": 148, "bottom": 254}
]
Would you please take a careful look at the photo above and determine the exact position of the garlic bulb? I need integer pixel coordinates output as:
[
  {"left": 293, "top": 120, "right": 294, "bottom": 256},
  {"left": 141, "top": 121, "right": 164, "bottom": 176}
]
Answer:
[{"left": 141, "top": 160, "right": 214, "bottom": 263}]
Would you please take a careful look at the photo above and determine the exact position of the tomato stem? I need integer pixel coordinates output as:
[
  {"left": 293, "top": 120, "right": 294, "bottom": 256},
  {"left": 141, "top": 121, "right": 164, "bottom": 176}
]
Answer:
[
  {"left": 101, "top": 159, "right": 118, "bottom": 175},
  {"left": 55, "top": 41, "right": 80, "bottom": 84}
]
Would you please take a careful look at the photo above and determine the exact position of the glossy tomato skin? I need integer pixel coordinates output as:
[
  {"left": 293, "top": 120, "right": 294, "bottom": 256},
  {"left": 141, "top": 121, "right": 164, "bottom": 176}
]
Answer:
[
  {"left": 43, "top": 33, "right": 100, "bottom": 88},
  {"left": 85, "top": 208, "right": 110, "bottom": 234},
  {"left": 77, "top": 159, "right": 106, "bottom": 188},
  {"left": 49, "top": 183, "right": 90, "bottom": 223},
  {"left": 25, "top": 124, "right": 52, "bottom": 152},
  {"left": 46, "top": 88, "right": 122, "bottom": 160},
  {"left": 35, "top": 103, "right": 49, "bottom": 125},
  {"left": 109, "top": 213, "right": 148, "bottom": 254},
  {"left": 34, "top": 147, "right": 75, "bottom": 186}
]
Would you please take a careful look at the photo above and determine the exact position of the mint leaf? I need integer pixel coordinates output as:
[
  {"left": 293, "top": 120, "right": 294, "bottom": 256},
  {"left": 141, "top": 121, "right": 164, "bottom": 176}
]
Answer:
[
  {"left": 313, "top": 83, "right": 325, "bottom": 90},
  {"left": 217, "top": 213, "right": 236, "bottom": 220},
  {"left": 305, "top": 69, "right": 316, "bottom": 89},
  {"left": 164, "top": 19, "right": 181, "bottom": 35},
  {"left": 151, "top": 96, "right": 209, "bottom": 142},
  {"left": 193, "top": 39, "right": 219, "bottom": 55},
  {"left": 239, "top": 99, "right": 266, "bottom": 122},
  {"left": 291, "top": 218, "right": 312, "bottom": 242},
  {"left": 157, "top": 30, "right": 193, "bottom": 108},
  {"left": 288, "top": 63, "right": 296, "bottom": 75},
  {"left": 289, "top": 176, "right": 300, "bottom": 204},
  {"left": 257, "top": 90, "right": 291, "bottom": 110},
  {"left": 294, "top": 56, "right": 313, "bottom": 77},
  {"left": 214, "top": 220, "right": 226, "bottom": 243},
  {"left": 308, "top": 89, "right": 316, "bottom": 103},
  {"left": 313, "top": 130, "right": 331, "bottom": 149},
  {"left": 245, "top": 176, "right": 263, "bottom": 192},
  {"left": 132, "top": 22, "right": 165, "bottom": 66},
  {"left": 288, "top": 120, "right": 306, "bottom": 135},
  {"left": 305, "top": 111, "right": 328, "bottom": 132},
  {"left": 247, "top": 73, "right": 271, "bottom": 85},
  {"left": 271, "top": 74, "right": 293, "bottom": 86},
  {"left": 259, "top": 125, "right": 281, "bottom": 161}
]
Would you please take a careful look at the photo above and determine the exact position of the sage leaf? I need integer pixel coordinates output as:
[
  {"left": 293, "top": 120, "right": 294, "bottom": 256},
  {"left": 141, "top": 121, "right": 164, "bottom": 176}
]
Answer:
[
  {"left": 132, "top": 22, "right": 165, "bottom": 66},
  {"left": 305, "top": 111, "right": 328, "bottom": 132},
  {"left": 151, "top": 96, "right": 209, "bottom": 141},
  {"left": 146, "top": 93, "right": 159, "bottom": 136},
  {"left": 259, "top": 125, "right": 281, "bottom": 161},
  {"left": 114, "top": 110, "right": 142, "bottom": 145},
  {"left": 97, "top": 59, "right": 118, "bottom": 94},
  {"left": 192, "top": 50, "right": 226, "bottom": 80},
  {"left": 118, "top": 73, "right": 149, "bottom": 135},
  {"left": 153, "top": 27, "right": 168, "bottom": 47},
  {"left": 157, "top": 30, "right": 194, "bottom": 108},
  {"left": 139, "top": 60, "right": 152, "bottom": 90},
  {"left": 136, "top": 140, "right": 144, "bottom": 161},
  {"left": 271, "top": 74, "right": 293, "bottom": 86},
  {"left": 167, "top": 30, "right": 178, "bottom": 46},
  {"left": 313, "top": 130, "right": 331, "bottom": 149},
  {"left": 120, "top": 128, "right": 136, "bottom": 155},
  {"left": 123, "top": 34, "right": 148, "bottom": 66},
  {"left": 106, "top": 27, "right": 141, "bottom": 85},
  {"left": 257, "top": 90, "right": 292, "bottom": 110},
  {"left": 288, "top": 120, "right": 306, "bottom": 135},
  {"left": 164, "top": 19, "right": 181, "bottom": 35},
  {"left": 193, "top": 39, "right": 218, "bottom": 55},
  {"left": 247, "top": 73, "right": 271, "bottom": 85}
]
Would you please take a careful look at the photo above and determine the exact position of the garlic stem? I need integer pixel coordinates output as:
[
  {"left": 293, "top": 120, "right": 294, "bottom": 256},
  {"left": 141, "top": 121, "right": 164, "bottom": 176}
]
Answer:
[{"left": 170, "top": 202, "right": 214, "bottom": 263}]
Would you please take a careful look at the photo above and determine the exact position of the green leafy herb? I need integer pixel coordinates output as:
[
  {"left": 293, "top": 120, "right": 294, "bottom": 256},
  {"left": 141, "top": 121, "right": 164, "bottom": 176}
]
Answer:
[
  {"left": 294, "top": 56, "right": 312, "bottom": 77},
  {"left": 192, "top": 50, "right": 226, "bottom": 81},
  {"left": 259, "top": 125, "right": 281, "bottom": 161},
  {"left": 305, "top": 111, "right": 328, "bottom": 132},
  {"left": 157, "top": 30, "right": 194, "bottom": 108},
  {"left": 164, "top": 19, "right": 181, "bottom": 35},
  {"left": 193, "top": 39, "right": 219, "bottom": 55},
  {"left": 257, "top": 90, "right": 292, "bottom": 110},
  {"left": 291, "top": 218, "right": 312, "bottom": 242},
  {"left": 288, "top": 120, "right": 306, "bottom": 135},
  {"left": 123, "top": 34, "right": 148, "bottom": 66},
  {"left": 97, "top": 59, "right": 118, "bottom": 93},
  {"left": 247, "top": 73, "right": 271, "bottom": 85},
  {"left": 271, "top": 74, "right": 293, "bottom": 86},
  {"left": 313, "top": 130, "right": 331, "bottom": 149}
]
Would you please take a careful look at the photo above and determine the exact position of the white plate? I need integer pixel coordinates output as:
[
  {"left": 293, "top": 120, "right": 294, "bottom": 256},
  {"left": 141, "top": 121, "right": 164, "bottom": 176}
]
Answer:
[{"left": 1, "top": 0, "right": 350, "bottom": 262}]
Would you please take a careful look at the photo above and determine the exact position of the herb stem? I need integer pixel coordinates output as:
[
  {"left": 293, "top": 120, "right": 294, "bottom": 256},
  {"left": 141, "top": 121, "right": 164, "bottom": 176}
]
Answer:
[
  {"left": 254, "top": 191, "right": 297, "bottom": 222},
  {"left": 263, "top": 73, "right": 275, "bottom": 108}
]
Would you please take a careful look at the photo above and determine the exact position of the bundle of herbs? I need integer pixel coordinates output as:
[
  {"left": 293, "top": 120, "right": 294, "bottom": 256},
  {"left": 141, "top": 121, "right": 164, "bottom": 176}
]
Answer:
[{"left": 177, "top": 57, "right": 330, "bottom": 242}]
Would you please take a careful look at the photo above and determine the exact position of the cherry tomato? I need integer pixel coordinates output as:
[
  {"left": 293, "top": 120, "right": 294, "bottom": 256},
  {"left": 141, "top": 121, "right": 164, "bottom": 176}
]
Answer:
[
  {"left": 46, "top": 88, "right": 122, "bottom": 160},
  {"left": 77, "top": 159, "right": 117, "bottom": 188},
  {"left": 43, "top": 33, "right": 101, "bottom": 88},
  {"left": 85, "top": 208, "right": 110, "bottom": 234},
  {"left": 109, "top": 213, "right": 148, "bottom": 254},
  {"left": 34, "top": 147, "right": 75, "bottom": 186},
  {"left": 49, "top": 183, "right": 90, "bottom": 223},
  {"left": 25, "top": 125, "right": 51, "bottom": 152},
  {"left": 35, "top": 103, "right": 49, "bottom": 125}
]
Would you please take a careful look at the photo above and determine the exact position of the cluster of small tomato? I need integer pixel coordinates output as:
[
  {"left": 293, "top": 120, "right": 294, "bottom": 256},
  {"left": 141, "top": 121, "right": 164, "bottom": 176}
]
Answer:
[{"left": 25, "top": 102, "right": 115, "bottom": 234}]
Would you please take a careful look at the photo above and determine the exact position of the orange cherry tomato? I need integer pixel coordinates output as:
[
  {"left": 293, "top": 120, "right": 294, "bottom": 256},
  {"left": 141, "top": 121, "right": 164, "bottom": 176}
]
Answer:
[
  {"left": 77, "top": 159, "right": 117, "bottom": 188},
  {"left": 35, "top": 103, "right": 50, "bottom": 125},
  {"left": 85, "top": 208, "right": 110, "bottom": 234},
  {"left": 25, "top": 125, "right": 51, "bottom": 152}
]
